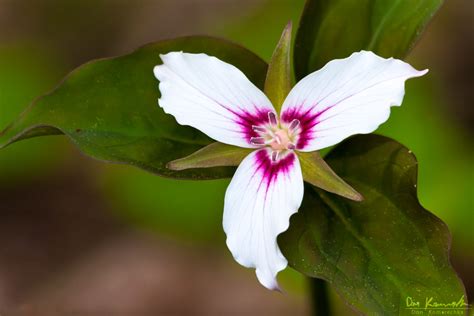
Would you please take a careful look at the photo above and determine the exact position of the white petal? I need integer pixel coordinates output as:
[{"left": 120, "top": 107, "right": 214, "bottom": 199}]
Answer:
[
  {"left": 223, "top": 148, "right": 304, "bottom": 290},
  {"left": 154, "top": 52, "right": 275, "bottom": 148},
  {"left": 280, "top": 51, "right": 428, "bottom": 151}
]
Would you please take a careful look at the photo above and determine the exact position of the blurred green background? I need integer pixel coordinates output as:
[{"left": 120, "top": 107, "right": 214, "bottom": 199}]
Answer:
[{"left": 0, "top": 0, "right": 472, "bottom": 314}]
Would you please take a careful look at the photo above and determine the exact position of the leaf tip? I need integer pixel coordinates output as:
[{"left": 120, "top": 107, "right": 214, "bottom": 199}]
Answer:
[
  {"left": 350, "top": 191, "right": 364, "bottom": 202},
  {"left": 278, "top": 21, "right": 293, "bottom": 49},
  {"left": 283, "top": 20, "right": 293, "bottom": 35},
  {"left": 342, "top": 183, "right": 364, "bottom": 202}
]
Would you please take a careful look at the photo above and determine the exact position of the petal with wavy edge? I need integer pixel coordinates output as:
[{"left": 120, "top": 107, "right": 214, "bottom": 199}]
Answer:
[
  {"left": 223, "top": 148, "right": 304, "bottom": 290},
  {"left": 280, "top": 51, "right": 428, "bottom": 151},
  {"left": 154, "top": 52, "right": 275, "bottom": 148}
]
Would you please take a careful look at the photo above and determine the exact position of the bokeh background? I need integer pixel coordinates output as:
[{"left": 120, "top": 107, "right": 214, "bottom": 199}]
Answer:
[{"left": 0, "top": 0, "right": 472, "bottom": 315}]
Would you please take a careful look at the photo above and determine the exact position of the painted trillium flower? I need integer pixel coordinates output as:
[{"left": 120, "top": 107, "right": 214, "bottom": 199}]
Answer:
[{"left": 153, "top": 41, "right": 427, "bottom": 290}]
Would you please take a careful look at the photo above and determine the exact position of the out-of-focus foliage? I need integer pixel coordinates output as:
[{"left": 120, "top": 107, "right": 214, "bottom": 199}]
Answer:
[
  {"left": 222, "top": 0, "right": 306, "bottom": 60},
  {"left": 294, "top": 0, "right": 443, "bottom": 80},
  {"left": 0, "top": 46, "right": 64, "bottom": 186},
  {"left": 100, "top": 166, "right": 229, "bottom": 243},
  {"left": 280, "top": 135, "right": 466, "bottom": 315}
]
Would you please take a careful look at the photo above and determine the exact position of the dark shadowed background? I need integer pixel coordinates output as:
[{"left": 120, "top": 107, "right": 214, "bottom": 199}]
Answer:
[{"left": 0, "top": 0, "right": 472, "bottom": 315}]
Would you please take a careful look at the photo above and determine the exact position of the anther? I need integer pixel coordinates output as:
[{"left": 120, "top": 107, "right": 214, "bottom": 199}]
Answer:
[
  {"left": 287, "top": 143, "right": 296, "bottom": 150},
  {"left": 268, "top": 112, "right": 278, "bottom": 126},
  {"left": 252, "top": 125, "right": 267, "bottom": 134},
  {"left": 250, "top": 137, "right": 266, "bottom": 145},
  {"left": 288, "top": 119, "right": 300, "bottom": 131},
  {"left": 271, "top": 151, "right": 279, "bottom": 162}
]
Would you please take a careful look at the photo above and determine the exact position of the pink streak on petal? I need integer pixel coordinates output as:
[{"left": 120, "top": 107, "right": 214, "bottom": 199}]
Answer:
[
  {"left": 233, "top": 109, "right": 274, "bottom": 143},
  {"left": 281, "top": 104, "right": 333, "bottom": 150},
  {"left": 254, "top": 149, "right": 295, "bottom": 192}
]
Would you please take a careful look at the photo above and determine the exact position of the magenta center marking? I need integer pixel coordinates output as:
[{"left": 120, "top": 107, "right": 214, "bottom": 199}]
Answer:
[
  {"left": 281, "top": 105, "right": 325, "bottom": 150},
  {"left": 254, "top": 149, "right": 295, "bottom": 190},
  {"left": 234, "top": 109, "right": 272, "bottom": 143}
]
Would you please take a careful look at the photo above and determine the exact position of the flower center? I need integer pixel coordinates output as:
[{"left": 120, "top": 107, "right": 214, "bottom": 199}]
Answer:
[
  {"left": 270, "top": 130, "right": 292, "bottom": 151},
  {"left": 249, "top": 112, "right": 300, "bottom": 161}
]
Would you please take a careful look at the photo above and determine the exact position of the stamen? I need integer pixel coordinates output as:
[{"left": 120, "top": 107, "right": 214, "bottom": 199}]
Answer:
[
  {"left": 252, "top": 125, "right": 267, "bottom": 134},
  {"left": 288, "top": 119, "right": 300, "bottom": 131},
  {"left": 266, "top": 130, "right": 276, "bottom": 138},
  {"left": 275, "top": 135, "right": 282, "bottom": 144},
  {"left": 287, "top": 143, "right": 296, "bottom": 150},
  {"left": 268, "top": 112, "right": 278, "bottom": 126},
  {"left": 250, "top": 137, "right": 266, "bottom": 145},
  {"left": 271, "top": 151, "right": 279, "bottom": 162}
]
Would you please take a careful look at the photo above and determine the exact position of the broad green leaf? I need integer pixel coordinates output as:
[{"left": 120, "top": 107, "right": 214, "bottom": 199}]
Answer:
[
  {"left": 294, "top": 0, "right": 443, "bottom": 79},
  {"left": 167, "top": 142, "right": 252, "bottom": 171},
  {"left": 264, "top": 21, "right": 293, "bottom": 112},
  {"left": 299, "top": 151, "right": 362, "bottom": 201},
  {"left": 279, "top": 134, "right": 466, "bottom": 315},
  {"left": 0, "top": 36, "right": 268, "bottom": 179}
]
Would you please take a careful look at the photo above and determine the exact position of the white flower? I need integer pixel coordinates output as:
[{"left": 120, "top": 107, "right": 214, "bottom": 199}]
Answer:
[{"left": 153, "top": 51, "right": 427, "bottom": 290}]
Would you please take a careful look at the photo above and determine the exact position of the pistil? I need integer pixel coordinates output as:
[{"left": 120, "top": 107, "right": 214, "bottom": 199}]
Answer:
[{"left": 249, "top": 112, "right": 300, "bottom": 161}]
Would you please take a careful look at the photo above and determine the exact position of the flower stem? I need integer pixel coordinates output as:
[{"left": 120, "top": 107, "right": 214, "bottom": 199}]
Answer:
[{"left": 310, "top": 278, "right": 331, "bottom": 316}]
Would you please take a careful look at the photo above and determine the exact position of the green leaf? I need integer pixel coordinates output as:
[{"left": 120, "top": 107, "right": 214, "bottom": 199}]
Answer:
[
  {"left": 264, "top": 21, "right": 293, "bottom": 112},
  {"left": 294, "top": 0, "right": 443, "bottom": 79},
  {"left": 299, "top": 151, "right": 362, "bottom": 201},
  {"left": 0, "top": 36, "right": 267, "bottom": 180},
  {"left": 167, "top": 142, "right": 252, "bottom": 171},
  {"left": 279, "top": 134, "right": 466, "bottom": 315}
]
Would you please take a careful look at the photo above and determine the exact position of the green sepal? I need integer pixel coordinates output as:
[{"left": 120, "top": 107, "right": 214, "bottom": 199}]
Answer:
[
  {"left": 167, "top": 142, "right": 252, "bottom": 171},
  {"left": 299, "top": 151, "right": 363, "bottom": 201},
  {"left": 264, "top": 21, "right": 293, "bottom": 113}
]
